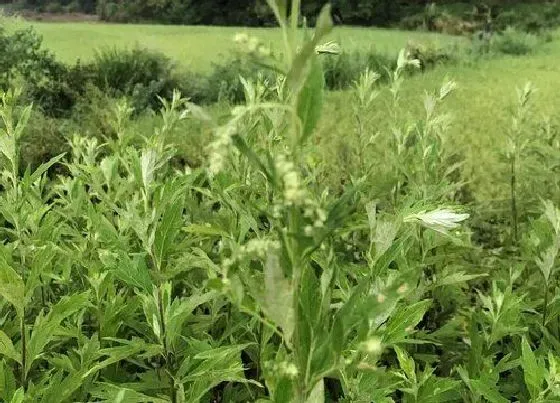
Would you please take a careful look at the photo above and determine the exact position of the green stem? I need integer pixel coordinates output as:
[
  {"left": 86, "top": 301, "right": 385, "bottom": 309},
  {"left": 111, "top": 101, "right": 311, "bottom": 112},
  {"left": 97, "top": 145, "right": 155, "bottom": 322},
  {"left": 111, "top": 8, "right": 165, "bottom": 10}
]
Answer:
[
  {"left": 543, "top": 283, "right": 549, "bottom": 327},
  {"left": 20, "top": 314, "right": 26, "bottom": 389},
  {"left": 510, "top": 154, "right": 518, "bottom": 247},
  {"left": 157, "top": 287, "right": 176, "bottom": 403}
]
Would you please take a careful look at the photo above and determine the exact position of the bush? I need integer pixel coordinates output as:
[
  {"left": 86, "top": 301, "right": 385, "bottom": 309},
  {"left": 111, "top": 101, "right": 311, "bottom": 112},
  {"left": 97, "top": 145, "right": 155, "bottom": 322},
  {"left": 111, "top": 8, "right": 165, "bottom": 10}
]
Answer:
[
  {"left": 64, "top": 0, "right": 81, "bottom": 13},
  {"left": 490, "top": 27, "right": 539, "bottom": 55},
  {"left": 322, "top": 44, "right": 453, "bottom": 91},
  {"left": 90, "top": 46, "right": 182, "bottom": 111},
  {"left": 45, "top": 1, "right": 63, "bottom": 13},
  {"left": 20, "top": 109, "right": 70, "bottom": 172},
  {"left": 205, "top": 57, "right": 274, "bottom": 103}
]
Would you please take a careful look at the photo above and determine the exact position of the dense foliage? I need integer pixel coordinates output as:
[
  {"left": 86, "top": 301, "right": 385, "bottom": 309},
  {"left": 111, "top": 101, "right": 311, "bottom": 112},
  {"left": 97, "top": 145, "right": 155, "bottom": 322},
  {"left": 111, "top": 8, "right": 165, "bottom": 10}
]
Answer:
[
  {"left": 2, "top": 1, "right": 560, "bottom": 402},
  {"left": 2, "top": 0, "right": 560, "bottom": 29}
]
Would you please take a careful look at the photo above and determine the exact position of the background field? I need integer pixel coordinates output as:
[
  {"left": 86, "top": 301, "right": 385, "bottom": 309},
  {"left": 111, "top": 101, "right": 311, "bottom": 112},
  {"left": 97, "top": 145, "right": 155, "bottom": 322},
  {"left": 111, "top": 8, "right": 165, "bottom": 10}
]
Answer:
[
  {"left": 28, "top": 22, "right": 460, "bottom": 71},
  {"left": 23, "top": 21, "right": 560, "bottom": 202}
]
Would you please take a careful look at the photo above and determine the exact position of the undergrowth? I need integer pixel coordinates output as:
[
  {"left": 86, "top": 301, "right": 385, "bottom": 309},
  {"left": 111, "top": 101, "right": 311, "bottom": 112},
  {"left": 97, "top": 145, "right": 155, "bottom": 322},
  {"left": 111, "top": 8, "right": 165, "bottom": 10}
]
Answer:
[{"left": 0, "top": 1, "right": 560, "bottom": 402}]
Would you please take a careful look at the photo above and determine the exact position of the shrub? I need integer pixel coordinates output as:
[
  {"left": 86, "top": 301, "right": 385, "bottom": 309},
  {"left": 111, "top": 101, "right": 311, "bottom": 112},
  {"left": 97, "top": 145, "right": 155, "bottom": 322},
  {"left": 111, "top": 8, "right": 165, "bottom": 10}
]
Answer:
[
  {"left": 45, "top": 1, "right": 63, "bottom": 13},
  {"left": 322, "top": 44, "right": 452, "bottom": 91},
  {"left": 90, "top": 46, "right": 182, "bottom": 111},
  {"left": 205, "top": 57, "right": 274, "bottom": 103},
  {"left": 490, "top": 27, "right": 539, "bottom": 55},
  {"left": 64, "top": 0, "right": 82, "bottom": 13},
  {"left": 322, "top": 49, "right": 395, "bottom": 90},
  {"left": 20, "top": 109, "right": 70, "bottom": 172}
]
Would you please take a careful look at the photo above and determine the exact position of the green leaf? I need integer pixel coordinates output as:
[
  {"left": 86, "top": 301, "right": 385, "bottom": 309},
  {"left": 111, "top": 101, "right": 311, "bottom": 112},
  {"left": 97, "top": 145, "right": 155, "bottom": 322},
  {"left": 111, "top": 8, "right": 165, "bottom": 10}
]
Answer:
[
  {"left": 383, "top": 300, "right": 431, "bottom": 344},
  {"left": 9, "top": 387, "right": 24, "bottom": 403},
  {"left": 314, "top": 4, "right": 333, "bottom": 41},
  {"left": 165, "top": 292, "right": 216, "bottom": 350},
  {"left": 180, "top": 344, "right": 255, "bottom": 403},
  {"left": 154, "top": 196, "right": 184, "bottom": 267},
  {"left": 0, "top": 134, "right": 16, "bottom": 168},
  {"left": 40, "top": 370, "right": 89, "bottom": 403},
  {"left": 297, "top": 53, "right": 324, "bottom": 145},
  {"left": 306, "top": 379, "right": 324, "bottom": 403},
  {"left": 0, "top": 331, "right": 19, "bottom": 364},
  {"left": 90, "top": 382, "right": 169, "bottom": 403},
  {"left": 26, "top": 292, "right": 90, "bottom": 375},
  {"left": 84, "top": 339, "right": 163, "bottom": 379},
  {"left": 435, "top": 271, "right": 487, "bottom": 287},
  {"left": 13, "top": 105, "right": 32, "bottom": 141},
  {"left": 469, "top": 379, "right": 508, "bottom": 403},
  {"left": 266, "top": 0, "right": 288, "bottom": 27},
  {"left": 100, "top": 251, "right": 153, "bottom": 293},
  {"left": 0, "top": 360, "right": 17, "bottom": 403},
  {"left": 394, "top": 346, "right": 416, "bottom": 382},
  {"left": 521, "top": 337, "right": 543, "bottom": 399},
  {"left": 284, "top": 5, "right": 332, "bottom": 98},
  {"left": 0, "top": 257, "right": 24, "bottom": 318},
  {"left": 263, "top": 252, "right": 294, "bottom": 343},
  {"left": 232, "top": 135, "right": 274, "bottom": 183},
  {"left": 28, "top": 153, "right": 66, "bottom": 184}
]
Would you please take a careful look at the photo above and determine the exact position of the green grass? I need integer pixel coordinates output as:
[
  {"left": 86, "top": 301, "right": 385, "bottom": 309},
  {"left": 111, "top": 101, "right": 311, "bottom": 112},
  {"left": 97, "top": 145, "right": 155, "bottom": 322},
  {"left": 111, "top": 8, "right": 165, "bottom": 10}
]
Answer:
[
  {"left": 317, "top": 35, "right": 560, "bottom": 202},
  {"left": 28, "top": 22, "right": 459, "bottom": 71},
  {"left": 23, "top": 21, "right": 560, "bottom": 202}
]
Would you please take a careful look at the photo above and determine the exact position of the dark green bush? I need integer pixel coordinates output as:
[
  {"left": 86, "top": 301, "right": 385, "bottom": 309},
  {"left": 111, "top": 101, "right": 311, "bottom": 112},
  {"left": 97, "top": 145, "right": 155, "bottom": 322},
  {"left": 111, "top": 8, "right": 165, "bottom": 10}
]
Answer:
[
  {"left": 45, "top": 1, "right": 63, "bottom": 13},
  {"left": 205, "top": 57, "right": 274, "bottom": 103},
  {"left": 90, "top": 46, "right": 182, "bottom": 111},
  {"left": 322, "top": 45, "right": 452, "bottom": 91},
  {"left": 64, "top": 0, "right": 82, "bottom": 13},
  {"left": 490, "top": 27, "right": 539, "bottom": 55},
  {"left": 322, "top": 49, "right": 394, "bottom": 90},
  {"left": 20, "top": 109, "right": 70, "bottom": 172}
]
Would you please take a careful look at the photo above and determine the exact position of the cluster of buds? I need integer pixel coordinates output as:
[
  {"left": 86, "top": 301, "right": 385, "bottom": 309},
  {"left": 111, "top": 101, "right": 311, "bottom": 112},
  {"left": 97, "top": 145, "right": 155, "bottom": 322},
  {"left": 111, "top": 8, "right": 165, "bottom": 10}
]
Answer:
[
  {"left": 222, "top": 237, "right": 281, "bottom": 270},
  {"left": 233, "top": 32, "right": 272, "bottom": 58},
  {"left": 207, "top": 123, "right": 236, "bottom": 175},
  {"left": 274, "top": 154, "right": 306, "bottom": 206},
  {"left": 264, "top": 360, "right": 299, "bottom": 379},
  {"left": 303, "top": 202, "right": 327, "bottom": 236}
]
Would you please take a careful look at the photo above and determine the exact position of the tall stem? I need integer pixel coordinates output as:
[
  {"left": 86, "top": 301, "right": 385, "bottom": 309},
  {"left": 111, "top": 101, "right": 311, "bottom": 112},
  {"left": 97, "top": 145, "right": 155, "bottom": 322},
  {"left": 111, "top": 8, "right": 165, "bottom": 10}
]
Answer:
[
  {"left": 20, "top": 314, "right": 26, "bottom": 388},
  {"left": 543, "top": 282, "right": 549, "bottom": 327},
  {"left": 510, "top": 154, "right": 518, "bottom": 247}
]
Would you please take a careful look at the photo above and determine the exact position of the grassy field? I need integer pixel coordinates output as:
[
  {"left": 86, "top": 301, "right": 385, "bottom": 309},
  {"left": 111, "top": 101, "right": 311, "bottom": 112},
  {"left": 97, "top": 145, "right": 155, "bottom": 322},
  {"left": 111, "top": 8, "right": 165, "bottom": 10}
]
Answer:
[
  {"left": 27, "top": 22, "right": 459, "bottom": 71},
  {"left": 24, "top": 20, "right": 560, "bottom": 201},
  {"left": 318, "top": 36, "right": 560, "bottom": 202}
]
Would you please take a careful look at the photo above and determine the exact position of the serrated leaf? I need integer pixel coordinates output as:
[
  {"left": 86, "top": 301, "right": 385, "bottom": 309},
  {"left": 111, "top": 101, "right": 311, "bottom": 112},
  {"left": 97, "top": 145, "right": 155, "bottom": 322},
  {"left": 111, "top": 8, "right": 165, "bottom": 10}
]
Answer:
[
  {"left": 0, "top": 331, "right": 19, "bottom": 364},
  {"left": 521, "top": 337, "right": 544, "bottom": 398},
  {"left": 180, "top": 344, "right": 255, "bottom": 403},
  {"left": 383, "top": 300, "right": 431, "bottom": 344},
  {"left": 26, "top": 292, "right": 90, "bottom": 375},
  {"left": 184, "top": 224, "right": 230, "bottom": 238},
  {"left": 0, "top": 257, "right": 24, "bottom": 318},
  {"left": 84, "top": 339, "right": 163, "bottom": 379},
  {"left": 165, "top": 292, "right": 216, "bottom": 350},
  {"left": 40, "top": 370, "right": 89, "bottom": 403},
  {"left": 101, "top": 251, "right": 153, "bottom": 293},
  {"left": 395, "top": 345, "right": 416, "bottom": 382}
]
